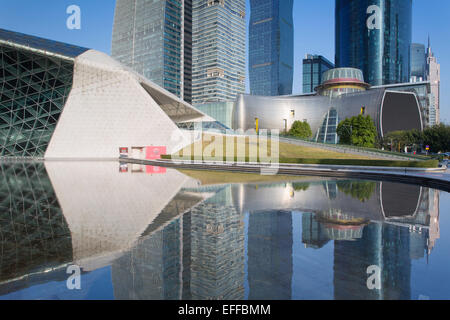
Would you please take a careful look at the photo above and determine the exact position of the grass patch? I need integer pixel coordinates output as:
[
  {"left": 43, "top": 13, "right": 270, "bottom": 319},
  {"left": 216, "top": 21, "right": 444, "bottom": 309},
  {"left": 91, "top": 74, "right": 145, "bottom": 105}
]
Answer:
[{"left": 173, "top": 134, "right": 374, "bottom": 160}]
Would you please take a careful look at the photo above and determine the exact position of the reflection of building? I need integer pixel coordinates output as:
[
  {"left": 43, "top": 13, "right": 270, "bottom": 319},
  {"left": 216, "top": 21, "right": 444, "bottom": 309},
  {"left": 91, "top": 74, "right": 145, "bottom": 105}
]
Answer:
[
  {"left": 232, "top": 181, "right": 427, "bottom": 223},
  {"left": 334, "top": 223, "right": 412, "bottom": 300},
  {"left": 248, "top": 211, "right": 293, "bottom": 300},
  {"left": 112, "top": 220, "right": 182, "bottom": 299},
  {"left": 111, "top": 184, "right": 245, "bottom": 300},
  {"left": 302, "top": 210, "right": 365, "bottom": 249},
  {"left": 303, "top": 55, "right": 335, "bottom": 94},
  {"left": 249, "top": 0, "right": 294, "bottom": 96},
  {"left": 302, "top": 212, "right": 329, "bottom": 249},
  {"left": 0, "top": 28, "right": 209, "bottom": 158},
  {"left": 0, "top": 165, "right": 442, "bottom": 300},
  {"left": 188, "top": 188, "right": 245, "bottom": 300},
  {"left": 111, "top": 0, "right": 192, "bottom": 103},
  {"left": 335, "top": 0, "right": 412, "bottom": 86},
  {"left": 0, "top": 163, "right": 72, "bottom": 292}
]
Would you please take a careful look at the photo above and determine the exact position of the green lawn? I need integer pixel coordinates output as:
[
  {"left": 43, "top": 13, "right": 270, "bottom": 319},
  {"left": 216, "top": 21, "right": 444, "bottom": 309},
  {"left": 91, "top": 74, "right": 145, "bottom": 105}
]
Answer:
[{"left": 173, "top": 134, "right": 374, "bottom": 160}]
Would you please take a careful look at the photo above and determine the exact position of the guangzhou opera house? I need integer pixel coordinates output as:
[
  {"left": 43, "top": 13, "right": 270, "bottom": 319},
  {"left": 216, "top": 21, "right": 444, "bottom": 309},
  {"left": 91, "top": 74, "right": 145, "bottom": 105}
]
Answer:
[
  {"left": 0, "top": 28, "right": 212, "bottom": 159},
  {"left": 0, "top": 28, "right": 427, "bottom": 158},
  {"left": 234, "top": 68, "right": 424, "bottom": 144}
]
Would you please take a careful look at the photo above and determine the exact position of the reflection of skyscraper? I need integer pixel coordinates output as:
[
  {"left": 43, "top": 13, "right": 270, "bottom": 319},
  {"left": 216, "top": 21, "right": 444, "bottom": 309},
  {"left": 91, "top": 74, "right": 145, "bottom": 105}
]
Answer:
[
  {"left": 110, "top": 184, "right": 245, "bottom": 300},
  {"left": 248, "top": 210, "right": 293, "bottom": 299},
  {"left": 302, "top": 212, "right": 330, "bottom": 249},
  {"left": 112, "top": 220, "right": 182, "bottom": 300},
  {"left": 189, "top": 200, "right": 245, "bottom": 300},
  {"left": 334, "top": 223, "right": 411, "bottom": 300}
]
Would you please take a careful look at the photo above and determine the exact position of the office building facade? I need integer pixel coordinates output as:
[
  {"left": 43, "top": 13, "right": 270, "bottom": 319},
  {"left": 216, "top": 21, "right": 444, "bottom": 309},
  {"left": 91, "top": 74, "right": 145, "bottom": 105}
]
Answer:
[
  {"left": 410, "top": 43, "right": 426, "bottom": 82},
  {"left": 249, "top": 0, "right": 294, "bottom": 96},
  {"left": 426, "top": 40, "right": 440, "bottom": 124},
  {"left": 191, "top": 0, "right": 246, "bottom": 105},
  {"left": 303, "top": 54, "right": 335, "bottom": 94},
  {"left": 112, "top": 0, "right": 192, "bottom": 103},
  {"left": 335, "top": 0, "right": 412, "bottom": 86}
]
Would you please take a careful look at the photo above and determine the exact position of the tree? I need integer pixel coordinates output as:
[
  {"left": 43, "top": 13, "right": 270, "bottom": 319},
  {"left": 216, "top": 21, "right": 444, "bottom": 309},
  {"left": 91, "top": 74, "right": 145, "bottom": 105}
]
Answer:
[
  {"left": 337, "top": 180, "right": 377, "bottom": 202},
  {"left": 383, "top": 129, "right": 422, "bottom": 152},
  {"left": 337, "top": 115, "right": 377, "bottom": 148},
  {"left": 381, "top": 124, "right": 450, "bottom": 153},
  {"left": 423, "top": 124, "right": 450, "bottom": 153},
  {"left": 289, "top": 120, "right": 312, "bottom": 139}
]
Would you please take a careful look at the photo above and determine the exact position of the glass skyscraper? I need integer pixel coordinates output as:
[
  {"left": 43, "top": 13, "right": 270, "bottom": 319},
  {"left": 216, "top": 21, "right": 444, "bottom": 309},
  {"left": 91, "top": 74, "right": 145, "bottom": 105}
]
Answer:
[
  {"left": 335, "top": 0, "right": 412, "bottom": 86},
  {"left": 302, "top": 54, "right": 335, "bottom": 94},
  {"left": 249, "top": 0, "right": 294, "bottom": 96},
  {"left": 191, "top": 0, "right": 246, "bottom": 105},
  {"left": 410, "top": 43, "right": 426, "bottom": 82},
  {"left": 111, "top": 0, "right": 192, "bottom": 103}
]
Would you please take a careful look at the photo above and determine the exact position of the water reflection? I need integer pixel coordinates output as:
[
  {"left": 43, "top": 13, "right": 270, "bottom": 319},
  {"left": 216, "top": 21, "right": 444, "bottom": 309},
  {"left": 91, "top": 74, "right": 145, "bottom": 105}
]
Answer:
[{"left": 0, "top": 161, "right": 445, "bottom": 300}]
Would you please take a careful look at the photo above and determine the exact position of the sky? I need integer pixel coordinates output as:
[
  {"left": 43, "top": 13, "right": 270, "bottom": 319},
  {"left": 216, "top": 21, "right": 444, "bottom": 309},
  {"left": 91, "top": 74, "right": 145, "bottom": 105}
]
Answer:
[{"left": 0, "top": 0, "right": 449, "bottom": 123}]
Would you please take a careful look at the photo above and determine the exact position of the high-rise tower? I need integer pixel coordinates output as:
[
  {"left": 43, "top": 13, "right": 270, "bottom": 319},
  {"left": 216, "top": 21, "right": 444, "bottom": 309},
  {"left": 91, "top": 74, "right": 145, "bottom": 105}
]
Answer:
[
  {"left": 410, "top": 43, "right": 426, "bottom": 82},
  {"left": 191, "top": 0, "right": 246, "bottom": 105},
  {"left": 335, "top": 0, "right": 412, "bottom": 86},
  {"left": 426, "top": 38, "right": 441, "bottom": 124},
  {"left": 249, "top": 0, "right": 294, "bottom": 96},
  {"left": 111, "top": 0, "right": 192, "bottom": 103}
]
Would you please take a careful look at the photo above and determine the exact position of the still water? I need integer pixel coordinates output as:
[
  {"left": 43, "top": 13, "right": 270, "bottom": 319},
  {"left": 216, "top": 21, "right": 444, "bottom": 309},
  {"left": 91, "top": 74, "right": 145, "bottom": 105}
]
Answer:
[{"left": 0, "top": 161, "right": 448, "bottom": 300}]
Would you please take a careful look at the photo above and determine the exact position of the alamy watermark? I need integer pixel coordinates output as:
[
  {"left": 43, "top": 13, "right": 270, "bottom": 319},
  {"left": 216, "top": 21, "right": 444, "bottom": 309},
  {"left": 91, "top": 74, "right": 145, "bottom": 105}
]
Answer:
[
  {"left": 66, "top": 265, "right": 81, "bottom": 290},
  {"left": 366, "top": 265, "right": 381, "bottom": 290},
  {"left": 66, "top": 5, "right": 81, "bottom": 30},
  {"left": 170, "top": 126, "right": 280, "bottom": 175}
]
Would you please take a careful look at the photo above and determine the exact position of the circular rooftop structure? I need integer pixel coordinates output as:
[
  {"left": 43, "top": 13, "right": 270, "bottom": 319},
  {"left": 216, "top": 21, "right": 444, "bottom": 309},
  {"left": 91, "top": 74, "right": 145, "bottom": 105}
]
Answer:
[{"left": 316, "top": 67, "right": 370, "bottom": 97}]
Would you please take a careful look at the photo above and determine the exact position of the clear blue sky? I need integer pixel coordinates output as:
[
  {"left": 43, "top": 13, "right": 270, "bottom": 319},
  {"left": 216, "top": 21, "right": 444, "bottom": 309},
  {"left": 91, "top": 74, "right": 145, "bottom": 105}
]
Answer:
[{"left": 0, "top": 0, "right": 448, "bottom": 123}]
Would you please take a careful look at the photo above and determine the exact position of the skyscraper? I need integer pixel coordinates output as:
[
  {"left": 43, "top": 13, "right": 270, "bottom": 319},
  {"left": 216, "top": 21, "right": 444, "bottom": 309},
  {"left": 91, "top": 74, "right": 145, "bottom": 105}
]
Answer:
[
  {"left": 426, "top": 39, "right": 441, "bottom": 124},
  {"left": 335, "top": 0, "right": 412, "bottom": 86},
  {"left": 302, "top": 54, "right": 335, "bottom": 94},
  {"left": 191, "top": 0, "right": 246, "bottom": 105},
  {"left": 111, "top": 0, "right": 192, "bottom": 103},
  {"left": 249, "top": 0, "right": 294, "bottom": 96},
  {"left": 410, "top": 43, "right": 426, "bottom": 82}
]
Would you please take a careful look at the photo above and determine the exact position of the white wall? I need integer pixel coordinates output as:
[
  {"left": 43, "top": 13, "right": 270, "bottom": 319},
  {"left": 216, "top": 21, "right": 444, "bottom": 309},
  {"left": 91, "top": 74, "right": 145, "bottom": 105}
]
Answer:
[{"left": 45, "top": 50, "right": 195, "bottom": 159}]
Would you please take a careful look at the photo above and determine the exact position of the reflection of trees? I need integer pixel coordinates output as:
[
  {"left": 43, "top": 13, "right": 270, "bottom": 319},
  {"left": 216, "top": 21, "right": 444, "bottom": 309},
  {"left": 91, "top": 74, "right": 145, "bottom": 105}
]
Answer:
[
  {"left": 337, "top": 180, "right": 376, "bottom": 202},
  {"left": 292, "top": 182, "right": 310, "bottom": 191}
]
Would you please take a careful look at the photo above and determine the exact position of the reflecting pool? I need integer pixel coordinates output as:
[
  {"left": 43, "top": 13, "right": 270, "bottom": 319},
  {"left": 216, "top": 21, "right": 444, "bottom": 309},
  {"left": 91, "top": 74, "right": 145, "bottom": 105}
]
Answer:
[{"left": 0, "top": 161, "right": 448, "bottom": 300}]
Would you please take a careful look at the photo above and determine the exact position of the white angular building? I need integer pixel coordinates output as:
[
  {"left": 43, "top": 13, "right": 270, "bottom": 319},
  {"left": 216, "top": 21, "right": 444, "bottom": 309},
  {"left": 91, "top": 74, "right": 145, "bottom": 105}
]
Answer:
[{"left": 0, "top": 28, "right": 211, "bottom": 159}]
